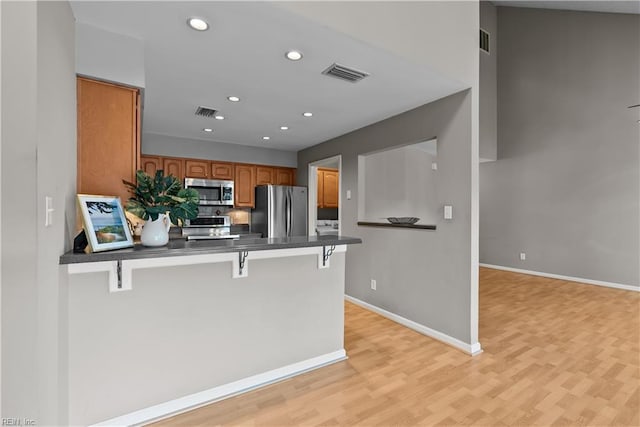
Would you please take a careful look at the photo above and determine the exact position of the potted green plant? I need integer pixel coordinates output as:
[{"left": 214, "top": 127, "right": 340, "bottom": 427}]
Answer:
[{"left": 123, "top": 170, "right": 199, "bottom": 246}]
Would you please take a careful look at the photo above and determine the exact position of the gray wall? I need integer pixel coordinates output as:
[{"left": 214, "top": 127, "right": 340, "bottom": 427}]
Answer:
[
  {"left": 298, "top": 90, "right": 476, "bottom": 345},
  {"left": 479, "top": 1, "right": 497, "bottom": 161},
  {"left": 480, "top": 7, "right": 640, "bottom": 286},
  {"left": 1, "top": 1, "right": 76, "bottom": 422},
  {"left": 67, "top": 254, "right": 345, "bottom": 425},
  {"left": 76, "top": 22, "right": 145, "bottom": 88},
  {"left": 1, "top": 1, "right": 38, "bottom": 419},
  {"left": 143, "top": 132, "right": 297, "bottom": 167}
]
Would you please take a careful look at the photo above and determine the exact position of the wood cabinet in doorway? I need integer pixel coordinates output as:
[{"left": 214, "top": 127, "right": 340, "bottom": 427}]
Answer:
[{"left": 317, "top": 168, "right": 339, "bottom": 208}]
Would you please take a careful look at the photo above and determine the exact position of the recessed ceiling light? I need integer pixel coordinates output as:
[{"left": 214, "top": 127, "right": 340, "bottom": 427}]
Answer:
[
  {"left": 203, "top": 128, "right": 213, "bottom": 132},
  {"left": 280, "top": 126, "right": 289, "bottom": 130},
  {"left": 302, "top": 112, "right": 313, "bottom": 117},
  {"left": 187, "top": 18, "right": 209, "bottom": 31},
  {"left": 227, "top": 96, "right": 240, "bottom": 102},
  {"left": 214, "top": 115, "right": 224, "bottom": 120},
  {"left": 285, "top": 50, "right": 303, "bottom": 61},
  {"left": 262, "top": 136, "right": 270, "bottom": 141}
]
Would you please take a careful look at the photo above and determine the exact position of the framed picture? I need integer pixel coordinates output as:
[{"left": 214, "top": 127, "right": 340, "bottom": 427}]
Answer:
[{"left": 77, "top": 194, "right": 134, "bottom": 252}]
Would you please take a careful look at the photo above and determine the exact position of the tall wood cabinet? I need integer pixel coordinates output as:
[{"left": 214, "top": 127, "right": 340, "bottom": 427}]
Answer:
[
  {"left": 77, "top": 77, "right": 140, "bottom": 202},
  {"left": 317, "top": 168, "right": 339, "bottom": 208}
]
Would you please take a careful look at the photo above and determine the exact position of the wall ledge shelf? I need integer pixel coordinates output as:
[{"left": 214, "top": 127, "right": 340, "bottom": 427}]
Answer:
[{"left": 357, "top": 221, "right": 436, "bottom": 230}]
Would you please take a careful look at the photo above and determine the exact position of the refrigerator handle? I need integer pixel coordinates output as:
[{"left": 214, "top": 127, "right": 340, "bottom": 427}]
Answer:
[{"left": 286, "top": 189, "right": 292, "bottom": 237}]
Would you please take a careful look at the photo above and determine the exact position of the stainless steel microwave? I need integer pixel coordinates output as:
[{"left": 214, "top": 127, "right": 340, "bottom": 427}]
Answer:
[{"left": 184, "top": 178, "right": 234, "bottom": 206}]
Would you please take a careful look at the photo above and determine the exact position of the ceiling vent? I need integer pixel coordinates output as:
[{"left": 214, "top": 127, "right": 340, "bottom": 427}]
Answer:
[
  {"left": 480, "top": 29, "right": 490, "bottom": 54},
  {"left": 195, "top": 106, "right": 218, "bottom": 118},
  {"left": 321, "top": 63, "right": 369, "bottom": 83}
]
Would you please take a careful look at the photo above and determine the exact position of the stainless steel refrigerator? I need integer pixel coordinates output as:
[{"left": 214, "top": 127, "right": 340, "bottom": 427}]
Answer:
[{"left": 252, "top": 185, "right": 308, "bottom": 238}]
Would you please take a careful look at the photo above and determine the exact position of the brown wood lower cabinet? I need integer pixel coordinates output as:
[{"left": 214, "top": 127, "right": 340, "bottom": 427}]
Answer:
[{"left": 234, "top": 164, "right": 256, "bottom": 207}]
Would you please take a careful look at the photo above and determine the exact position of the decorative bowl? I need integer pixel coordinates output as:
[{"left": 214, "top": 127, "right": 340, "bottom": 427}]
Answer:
[{"left": 387, "top": 217, "right": 419, "bottom": 225}]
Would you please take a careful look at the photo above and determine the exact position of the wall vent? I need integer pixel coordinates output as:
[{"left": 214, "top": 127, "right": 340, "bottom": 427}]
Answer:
[
  {"left": 321, "top": 63, "right": 369, "bottom": 83},
  {"left": 480, "top": 29, "right": 490, "bottom": 54},
  {"left": 195, "top": 106, "right": 218, "bottom": 118}
]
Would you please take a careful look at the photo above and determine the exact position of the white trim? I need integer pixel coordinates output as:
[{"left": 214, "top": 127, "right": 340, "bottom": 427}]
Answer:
[
  {"left": 479, "top": 264, "right": 639, "bottom": 292},
  {"left": 68, "top": 246, "right": 348, "bottom": 291},
  {"left": 92, "top": 349, "right": 348, "bottom": 427},
  {"left": 344, "top": 295, "right": 482, "bottom": 356}
]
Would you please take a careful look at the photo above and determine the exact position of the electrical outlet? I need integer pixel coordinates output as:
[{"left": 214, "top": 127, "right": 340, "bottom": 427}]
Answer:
[
  {"left": 370, "top": 279, "right": 377, "bottom": 290},
  {"left": 520, "top": 252, "right": 526, "bottom": 261}
]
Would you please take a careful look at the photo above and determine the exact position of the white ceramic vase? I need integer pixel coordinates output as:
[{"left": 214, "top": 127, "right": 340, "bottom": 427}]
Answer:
[{"left": 140, "top": 213, "right": 171, "bottom": 247}]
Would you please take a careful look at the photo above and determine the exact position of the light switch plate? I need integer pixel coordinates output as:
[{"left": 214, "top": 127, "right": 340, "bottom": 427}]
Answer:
[
  {"left": 346, "top": 190, "right": 352, "bottom": 200},
  {"left": 444, "top": 205, "right": 453, "bottom": 220},
  {"left": 45, "top": 196, "right": 54, "bottom": 227}
]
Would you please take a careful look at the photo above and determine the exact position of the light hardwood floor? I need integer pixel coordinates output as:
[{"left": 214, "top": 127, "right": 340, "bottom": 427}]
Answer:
[{"left": 153, "top": 268, "right": 640, "bottom": 426}]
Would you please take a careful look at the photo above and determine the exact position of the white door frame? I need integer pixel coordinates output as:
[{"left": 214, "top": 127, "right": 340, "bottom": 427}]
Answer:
[{"left": 307, "top": 155, "right": 342, "bottom": 236}]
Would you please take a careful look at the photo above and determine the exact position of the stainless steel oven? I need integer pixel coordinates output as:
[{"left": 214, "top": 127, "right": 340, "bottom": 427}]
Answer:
[
  {"left": 184, "top": 178, "right": 234, "bottom": 206},
  {"left": 182, "top": 215, "right": 239, "bottom": 240}
]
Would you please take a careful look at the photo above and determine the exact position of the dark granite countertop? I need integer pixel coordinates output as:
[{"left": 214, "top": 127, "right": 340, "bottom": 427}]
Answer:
[{"left": 60, "top": 235, "right": 362, "bottom": 265}]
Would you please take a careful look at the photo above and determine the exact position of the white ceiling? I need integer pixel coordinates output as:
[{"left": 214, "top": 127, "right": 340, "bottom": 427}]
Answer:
[
  {"left": 70, "top": 1, "right": 464, "bottom": 152},
  {"left": 493, "top": 1, "right": 640, "bottom": 15}
]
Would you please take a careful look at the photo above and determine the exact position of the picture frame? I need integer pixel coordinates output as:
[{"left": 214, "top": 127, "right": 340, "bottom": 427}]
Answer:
[{"left": 77, "top": 194, "right": 134, "bottom": 252}]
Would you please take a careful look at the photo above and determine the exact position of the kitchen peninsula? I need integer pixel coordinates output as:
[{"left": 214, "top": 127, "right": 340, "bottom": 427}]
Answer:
[{"left": 60, "top": 235, "right": 360, "bottom": 426}]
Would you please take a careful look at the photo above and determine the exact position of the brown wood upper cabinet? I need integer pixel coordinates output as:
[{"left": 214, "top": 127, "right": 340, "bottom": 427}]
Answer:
[
  {"left": 317, "top": 168, "right": 339, "bottom": 208},
  {"left": 256, "top": 166, "right": 274, "bottom": 185},
  {"left": 275, "top": 168, "right": 295, "bottom": 186},
  {"left": 211, "top": 161, "right": 234, "bottom": 180},
  {"left": 163, "top": 157, "right": 185, "bottom": 182},
  {"left": 185, "top": 159, "right": 209, "bottom": 179},
  {"left": 234, "top": 164, "right": 256, "bottom": 207},
  {"left": 141, "top": 155, "right": 162, "bottom": 177},
  {"left": 77, "top": 77, "right": 140, "bottom": 203}
]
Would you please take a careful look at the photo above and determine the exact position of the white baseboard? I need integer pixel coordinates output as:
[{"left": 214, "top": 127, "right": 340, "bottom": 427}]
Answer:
[
  {"left": 92, "top": 350, "right": 347, "bottom": 427},
  {"left": 344, "top": 295, "right": 482, "bottom": 356},
  {"left": 479, "top": 264, "right": 639, "bottom": 292}
]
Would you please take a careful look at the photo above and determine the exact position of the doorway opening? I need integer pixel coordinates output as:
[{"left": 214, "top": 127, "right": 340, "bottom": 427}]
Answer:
[{"left": 308, "top": 155, "right": 342, "bottom": 237}]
